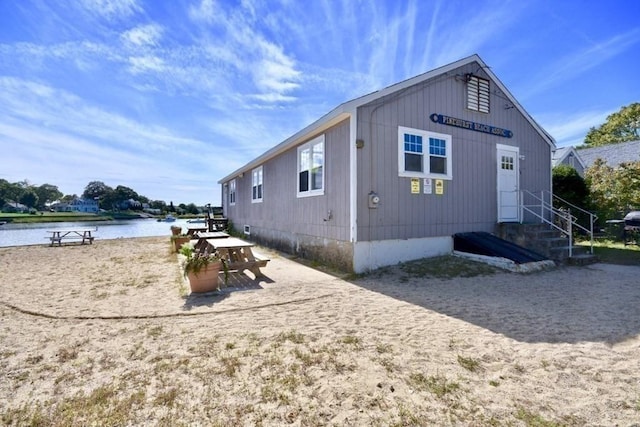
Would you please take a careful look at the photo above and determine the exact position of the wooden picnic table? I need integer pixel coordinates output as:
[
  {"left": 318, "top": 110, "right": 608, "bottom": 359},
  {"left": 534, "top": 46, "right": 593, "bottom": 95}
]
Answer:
[
  {"left": 202, "top": 237, "right": 269, "bottom": 278},
  {"left": 207, "top": 217, "right": 229, "bottom": 232},
  {"left": 47, "top": 229, "right": 96, "bottom": 246},
  {"left": 185, "top": 225, "right": 208, "bottom": 236},
  {"left": 192, "top": 231, "right": 229, "bottom": 252}
]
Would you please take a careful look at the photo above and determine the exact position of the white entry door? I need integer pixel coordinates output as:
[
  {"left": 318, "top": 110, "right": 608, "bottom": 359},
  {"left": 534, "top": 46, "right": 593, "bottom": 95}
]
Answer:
[{"left": 497, "top": 144, "right": 519, "bottom": 222}]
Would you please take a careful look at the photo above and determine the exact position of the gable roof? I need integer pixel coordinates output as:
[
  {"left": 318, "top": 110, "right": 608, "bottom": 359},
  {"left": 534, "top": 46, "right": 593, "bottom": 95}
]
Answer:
[
  {"left": 219, "top": 54, "right": 556, "bottom": 184},
  {"left": 552, "top": 146, "right": 586, "bottom": 169},
  {"left": 577, "top": 140, "right": 640, "bottom": 168}
]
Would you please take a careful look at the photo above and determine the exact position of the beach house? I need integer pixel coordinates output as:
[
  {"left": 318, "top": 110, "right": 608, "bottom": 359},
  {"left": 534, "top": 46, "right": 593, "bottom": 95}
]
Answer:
[{"left": 218, "top": 54, "right": 555, "bottom": 272}]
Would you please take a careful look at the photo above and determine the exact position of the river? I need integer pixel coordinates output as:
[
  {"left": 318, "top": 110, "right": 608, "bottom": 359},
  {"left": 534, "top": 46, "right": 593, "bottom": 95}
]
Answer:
[{"left": 0, "top": 218, "right": 192, "bottom": 247}]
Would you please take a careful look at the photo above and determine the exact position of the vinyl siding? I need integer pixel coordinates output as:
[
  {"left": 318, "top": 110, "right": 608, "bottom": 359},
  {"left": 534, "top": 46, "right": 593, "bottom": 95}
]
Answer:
[
  {"left": 223, "top": 119, "right": 351, "bottom": 244},
  {"left": 356, "top": 62, "right": 551, "bottom": 242}
]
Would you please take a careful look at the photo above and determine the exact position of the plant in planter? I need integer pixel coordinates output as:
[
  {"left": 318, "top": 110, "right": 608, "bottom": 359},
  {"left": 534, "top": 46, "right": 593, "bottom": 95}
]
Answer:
[
  {"left": 170, "top": 234, "right": 191, "bottom": 253},
  {"left": 179, "top": 244, "right": 228, "bottom": 293}
]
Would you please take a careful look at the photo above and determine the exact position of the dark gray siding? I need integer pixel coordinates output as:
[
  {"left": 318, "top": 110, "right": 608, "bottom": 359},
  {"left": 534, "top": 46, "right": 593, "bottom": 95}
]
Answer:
[
  {"left": 356, "top": 61, "right": 551, "bottom": 241},
  {"left": 223, "top": 119, "right": 352, "bottom": 268}
]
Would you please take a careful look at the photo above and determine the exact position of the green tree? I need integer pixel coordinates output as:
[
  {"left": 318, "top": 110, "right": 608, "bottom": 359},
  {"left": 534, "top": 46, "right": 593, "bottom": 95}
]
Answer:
[
  {"left": 186, "top": 203, "right": 199, "bottom": 215},
  {"left": 19, "top": 189, "right": 39, "bottom": 209},
  {"left": 113, "top": 185, "right": 140, "bottom": 210},
  {"left": 553, "top": 164, "right": 589, "bottom": 209},
  {"left": 150, "top": 200, "right": 167, "bottom": 211},
  {"left": 82, "top": 181, "right": 113, "bottom": 201},
  {"left": 584, "top": 103, "right": 640, "bottom": 147},
  {"left": 586, "top": 159, "right": 640, "bottom": 221},
  {"left": 34, "top": 184, "right": 63, "bottom": 209},
  {"left": 3, "top": 181, "right": 24, "bottom": 207},
  {"left": 0, "top": 179, "right": 9, "bottom": 207}
]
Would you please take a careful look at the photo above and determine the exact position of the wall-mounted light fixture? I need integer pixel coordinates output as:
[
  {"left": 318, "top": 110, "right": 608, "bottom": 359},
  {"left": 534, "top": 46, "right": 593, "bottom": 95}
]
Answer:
[
  {"left": 368, "top": 191, "right": 380, "bottom": 209},
  {"left": 356, "top": 139, "right": 365, "bottom": 149}
]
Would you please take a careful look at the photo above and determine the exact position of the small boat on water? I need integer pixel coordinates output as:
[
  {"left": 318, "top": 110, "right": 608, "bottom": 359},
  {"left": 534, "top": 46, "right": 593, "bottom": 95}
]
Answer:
[
  {"left": 187, "top": 218, "right": 206, "bottom": 224},
  {"left": 157, "top": 215, "right": 177, "bottom": 222}
]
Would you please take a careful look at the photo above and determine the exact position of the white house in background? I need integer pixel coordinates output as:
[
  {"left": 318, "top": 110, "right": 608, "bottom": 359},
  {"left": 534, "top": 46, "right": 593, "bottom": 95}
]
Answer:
[
  {"left": 218, "top": 54, "right": 555, "bottom": 273},
  {"left": 69, "top": 198, "right": 99, "bottom": 213},
  {"left": 552, "top": 146, "right": 586, "bottom": 176}
]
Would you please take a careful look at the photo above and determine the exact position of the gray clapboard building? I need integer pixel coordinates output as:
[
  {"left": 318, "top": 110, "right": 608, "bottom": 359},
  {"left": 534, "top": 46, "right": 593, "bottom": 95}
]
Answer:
[{"left": 218, "top": 54, "right": 555, "bottom": 273}]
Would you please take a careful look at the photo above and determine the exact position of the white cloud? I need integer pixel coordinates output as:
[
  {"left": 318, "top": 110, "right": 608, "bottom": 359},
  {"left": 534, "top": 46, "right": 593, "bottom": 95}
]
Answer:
[
  {"left": 188, "top": 0, "right": 219, "bottom": 24},
  {"left": 521, "top": 28, "right": 640, "bottom": 99},
  {"left": 537, "top": 109, "right": 614, "bottom": 147},
  {"left": 127, "top": 55, "right": 166, "bottom": 74},
  {"left": 121, "top": 24, "right": 163, "bottom": 47},
  {"left": 80, "top": 0, "right": 142, "bottom": 20},
  {"left": 187, "top": 0, "right": 302, "bottom": 104}
]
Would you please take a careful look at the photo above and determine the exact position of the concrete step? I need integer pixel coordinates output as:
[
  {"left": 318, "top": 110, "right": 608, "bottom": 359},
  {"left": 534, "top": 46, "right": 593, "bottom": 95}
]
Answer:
[{"left": 566, "top": 253, "right": 600, "bottom": 266}]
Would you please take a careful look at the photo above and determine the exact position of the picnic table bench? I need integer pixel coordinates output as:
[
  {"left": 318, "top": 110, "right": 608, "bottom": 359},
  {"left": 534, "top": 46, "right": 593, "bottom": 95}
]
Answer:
[
  {"left": 47, "top": 229, "right": 96, "bottom": 246},
  {"left": 199, "top": 236, "right": 269, "bottom": 278},
  {"left": 185, "top": 225, "right": 208, "bottom": 236}
]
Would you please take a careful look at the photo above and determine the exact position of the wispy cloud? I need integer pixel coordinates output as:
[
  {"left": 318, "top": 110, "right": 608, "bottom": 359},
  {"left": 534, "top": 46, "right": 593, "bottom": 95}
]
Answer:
[
  {"left": 80, "top": 0, "right": 142, "bottom": 21},
  {"left": 187, "top": 1, "right": 302, "bottom": 105},
  {"left": 121, "top": 24, "right": 163, "bottom": 47},
  {"left": 537, "top": 109, "right": 614, "bottom": 147},
  {"left": 521, "top": 28, "right": 640, "bottom": 99},
  {"left": 0, "top": 77, "right": 240, "bottom": 202}
]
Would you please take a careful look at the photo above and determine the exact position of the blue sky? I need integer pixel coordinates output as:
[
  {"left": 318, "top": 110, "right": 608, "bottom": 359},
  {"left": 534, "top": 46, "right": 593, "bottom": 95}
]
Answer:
[{"left": 1, "top": 0, "right": 638, "bottom": 206}]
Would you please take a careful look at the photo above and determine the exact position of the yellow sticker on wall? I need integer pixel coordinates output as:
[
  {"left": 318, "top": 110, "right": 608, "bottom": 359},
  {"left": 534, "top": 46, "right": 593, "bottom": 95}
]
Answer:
[
  {"left": 435, "top": 179, "right": 444, "bottom": 195},
  {"left": 411, "top": 178, "right": 420, "bottom": 194}
]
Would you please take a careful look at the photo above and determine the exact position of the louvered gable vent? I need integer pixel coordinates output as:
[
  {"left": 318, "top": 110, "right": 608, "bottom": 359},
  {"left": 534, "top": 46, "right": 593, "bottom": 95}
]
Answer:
[{"left": 467, "top": 75, "right": 490, "bottom": 113}]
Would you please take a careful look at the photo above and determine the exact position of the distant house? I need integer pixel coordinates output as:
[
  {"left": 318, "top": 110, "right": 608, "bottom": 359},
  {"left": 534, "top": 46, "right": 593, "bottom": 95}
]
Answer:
[
  {"left": 577, "top": 140, "right": 640, "bottom": 169},
  {"left": 218, "top": 54, "right": 555, "bottom": 273},
  {"left": 2, "top": 201, "right": 29, "bottom": 213},
  {"left": 118, "top": 199, "right": 142, "bottom": 210},
  {"left": 552, "top": 146, "right": 586, "bottom": 176},
  {"left": 69, "top": 198, "right": 99, "bottom": 213}
]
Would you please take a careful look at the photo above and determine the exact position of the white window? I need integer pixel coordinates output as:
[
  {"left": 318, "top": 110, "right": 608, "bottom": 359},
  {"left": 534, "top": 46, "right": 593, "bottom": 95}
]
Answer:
[
  {"left": 229, "top": 179, "right": 236, "bottom": 205},
  {"left": 252, "top": 166, "right": 263, "bottom": 203},
  {"left": 398, "top": 126, "right": 452, "bottom": 180},
  {"left": 467, "top": 75, "right": 490, "bottom": 113},
  {"left": 297, "top": 134, "right": 325, "bottom": 197}
]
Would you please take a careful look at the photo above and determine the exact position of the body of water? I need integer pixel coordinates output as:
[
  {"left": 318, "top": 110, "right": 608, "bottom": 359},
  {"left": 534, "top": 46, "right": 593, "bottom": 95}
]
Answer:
[{"left": 0, "top": 218, "right": 191, "bottom": 247}]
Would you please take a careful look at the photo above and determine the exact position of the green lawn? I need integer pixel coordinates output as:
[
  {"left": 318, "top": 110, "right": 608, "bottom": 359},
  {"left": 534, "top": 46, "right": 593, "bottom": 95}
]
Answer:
[
  {"left": 577, "top": 239, "right": 640, "bottom": 265},
  {"left": 0, "top": 212, "right": 112, "bottom": 223}
]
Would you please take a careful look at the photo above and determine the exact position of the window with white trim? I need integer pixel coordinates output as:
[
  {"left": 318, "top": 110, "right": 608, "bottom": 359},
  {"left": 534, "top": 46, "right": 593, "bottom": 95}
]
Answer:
[
  {"left": 229, "top": 179, "right": 236, "bottom": 205},
  {"left": 251, "top": 166, "right": 263, "bottom": 203},
  {"left": 467, "top": 75, "right": 490, "bottom": 113},
  {"left": 297, "top": 134, "right": 325, "bottom": 197},
  {"left": 398, "top": 126, "right": 452, "bottom": 179}
]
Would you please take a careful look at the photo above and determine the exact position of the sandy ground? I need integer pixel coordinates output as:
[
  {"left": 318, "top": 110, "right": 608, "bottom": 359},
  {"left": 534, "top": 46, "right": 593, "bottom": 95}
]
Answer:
[{"left": 0, "top": 236, "right": 639, "bottom": 426}]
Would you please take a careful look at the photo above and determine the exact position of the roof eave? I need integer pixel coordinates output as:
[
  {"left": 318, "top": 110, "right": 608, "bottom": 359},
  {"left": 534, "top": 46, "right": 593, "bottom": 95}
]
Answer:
[{"left": 218, "top": 53, "right": 556, "bottom": 183}]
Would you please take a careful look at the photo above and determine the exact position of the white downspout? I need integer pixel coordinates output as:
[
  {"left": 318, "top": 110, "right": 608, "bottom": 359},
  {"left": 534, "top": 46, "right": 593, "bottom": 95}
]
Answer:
[{"left": 349, "top": 110, "right": 358, "bottom": 245}]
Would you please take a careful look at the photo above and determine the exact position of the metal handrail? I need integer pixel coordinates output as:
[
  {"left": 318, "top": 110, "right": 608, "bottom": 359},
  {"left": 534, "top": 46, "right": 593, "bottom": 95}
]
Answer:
[
  {"left": 551, "top": 193, "right": 598, "bottom": 249},
  {"left": 520, "top": 190, "right": 596, "bottom": 256}
]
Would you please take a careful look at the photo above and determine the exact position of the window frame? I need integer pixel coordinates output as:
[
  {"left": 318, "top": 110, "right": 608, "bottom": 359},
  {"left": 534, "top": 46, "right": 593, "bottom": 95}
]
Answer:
[
  {"left": 251, "top": 166, "right": 263, "bottom": 203},
  {"left": 297, "top": 134, "right": 325, "bottom": 198},
  {"left": 467, "top": 75, "right": 490, "bottom": 113},
  {"left": 398, "top": 126, "right": 453, "bottom": 180},
  {"left": 228, "top": 179, "right": 236, "bottom": 206}
]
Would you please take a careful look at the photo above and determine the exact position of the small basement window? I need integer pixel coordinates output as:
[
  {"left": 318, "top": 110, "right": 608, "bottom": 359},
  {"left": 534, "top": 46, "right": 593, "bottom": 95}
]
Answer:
[
  {"left": 467, "top": 75, "right": 490, "bottom": 113},
  {"left": 398, "top": 126, "right": 452, "bottom": 180}
]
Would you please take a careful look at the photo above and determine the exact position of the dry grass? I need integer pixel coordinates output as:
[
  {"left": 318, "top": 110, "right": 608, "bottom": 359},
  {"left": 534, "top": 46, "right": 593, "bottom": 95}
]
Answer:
[{"left": 1, "top": 237, "right": 639, "bottom": 425}]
